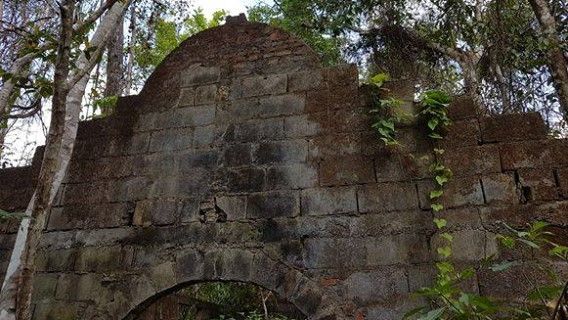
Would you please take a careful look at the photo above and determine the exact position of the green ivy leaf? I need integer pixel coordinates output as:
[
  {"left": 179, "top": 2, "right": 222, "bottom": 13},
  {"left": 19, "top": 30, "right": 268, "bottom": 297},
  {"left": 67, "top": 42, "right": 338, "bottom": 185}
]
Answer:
[
  {"left": 428, "top": 118, "right": 439, "bottom": 131},
  {"left": 429, "top": 189, "right": 444, "bottom": 199},
  {"left": 435, "top": 175, "right": 449, "bottom": 186},
  {"left": 417, "top": 307, "right": 445, "bottom": 320},
  {"left": 428, "top": 132, "right": 443, "bottom": 139},
  {"left": 439, "top": 232, "right": 453, "bottom": 242},
  {"left": 431, "top": 203, "right": 444, "bottom": 212},
  {"left": 433, "top": 218, "right": 447, "bottom": 229},
  {"left": 433, "top": 148, "right": 445, "bottom": 155},
  {"left": 490, "top": 260, "right": 517, "bottom": 271},
  {"left": 496, "top": 235, "right": 515, "bottom": 249},
  {"left": 437, "top": 246, "right": 452, "bottom": 258}
]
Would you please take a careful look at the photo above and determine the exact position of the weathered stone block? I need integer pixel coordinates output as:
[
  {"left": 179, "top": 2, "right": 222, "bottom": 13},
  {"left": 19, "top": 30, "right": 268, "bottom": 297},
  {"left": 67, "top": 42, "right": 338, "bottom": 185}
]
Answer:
[
  {"left": 418, "top": 176, "right": 484, "bottom": 209},
  {"left": 365, "top": 234, "right": 430, "bottom": 265},
  {"left": 148, "top": 128, "right": 194, "bottom": 152},
  {"left": 236, "top": 74, "right": 287, "bottom": 98},
  {"left": 255, "top": 94, "right": 305, "bottom": 118},
  {"left": 358, "top": 183, "right": 419, "bottom": 213},
  {"left": 328, "top": 107, "right": 372, "bottom": 133},
  {"left": 345, "top": 269, "right": 408, "bottom": 304},
  {"left": 482, "top": 113, "right": 547, "bottom": 143},
  {"left": 177, "top": 170, "right": 211, "bottom": 197},
  {"left": 254, "top": 140, "right": 308, "bottom": 164},
  {"left": 518, "top": 168, "right": 559, "bottom": 201},
  {"left": 35, "top": 248, "right": 77, "bottom": 272},
  {"left": 47, "top": 202, "right": 129, "bottom": 230},
  {"left": 74, "top": 246, "right": 125, "bottom": 272},
  {"left": 500, "top": 140, "right": 568, "bottom": 170},
  {"left": 180, "top": 65, "right": 220, "bottom": 87},
  {"left": 233, "top": 118, "right": 284, "bottom": 142},
  {"left": 215, "top": 196, "right": 247, "bottom": 220},
  {"left": 320, "top": 155, "right": 375, "bottom": 186},
  {"left": 224, "top": 143, "right": 252, "bottom": 167},
  {"left": 287, "top": 70, "right": 322, "bottom": 92},
  {"left": 32, "top": 301, "right": 78, "bottom": 320},
  {"left": 55, "top": 273, "right": 103, "bottom": 302},
  {"left": 178, "top": 149, "right": 220, "bottom": 173},
  {"left": 431, "top": 230, "right": 487, "bottom": 262},
  {"left": 301, "top": 187, "right": 357, "bottom": 216},
  {"left": 283, "top": 114, "right": 324, "bottom": 138},
  {"left": 179, "top": 198, "right": 200, "bottom": 223},
  {"left": 442, "top": 145, "right": 501, "bottom": 177},
  {"left": 178, "top": 87, "right": 195, "bottom": 107},
  {"left": 133, "top": 199, "right": 178, "bottom": 226},
  {"left": 32, "top": 273, "right": 58, "bottom": 301},
  {"left": 227, "top": 167, "right": 265, "bottom": 193},
  {"left": 193, "top": 125, "right": 219, "bottom": 148},
  {"left": 481, "top": 173, "right": 520, "bottom": 204},
  {"left": 302, "top": 238, "right": 366, "bottom": 269},
  {"left": 194, "top": 84, "right": 218, "bottom": 105},
  {"left": 176, "top": 104, "right": 216, "bottom": 127},
  {"left": 442, "top": 119, "right": 481, "bottom": 148},
  {"left": 447, "top": 95, "right": 478, "bottom": 120},
  {"left": 266, "top": 163, "right": 318, "bottom": 190},
  {"left": 247, "top": 191, "right": 300, "bottom": 218}
]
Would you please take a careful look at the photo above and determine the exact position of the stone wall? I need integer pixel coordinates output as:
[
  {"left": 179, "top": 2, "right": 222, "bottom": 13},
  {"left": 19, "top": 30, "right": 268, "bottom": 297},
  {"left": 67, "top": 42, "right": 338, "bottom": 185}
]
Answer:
[{"left": 0, "top": 16, "right": 567, "bottom": 319}]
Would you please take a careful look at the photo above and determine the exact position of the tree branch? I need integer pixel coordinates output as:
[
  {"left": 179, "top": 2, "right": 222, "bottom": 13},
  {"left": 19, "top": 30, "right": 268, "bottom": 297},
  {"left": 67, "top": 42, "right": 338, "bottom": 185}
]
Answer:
[{"left": 73, "top": 0, "right": 118, "bottom": 34}]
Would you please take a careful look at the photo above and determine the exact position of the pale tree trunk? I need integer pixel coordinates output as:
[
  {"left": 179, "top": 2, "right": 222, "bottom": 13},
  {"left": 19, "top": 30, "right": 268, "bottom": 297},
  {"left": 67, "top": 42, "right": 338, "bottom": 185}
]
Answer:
[
  {"left": 529, "top": 0, "right": 568, "bottom": 118},
  {"left": 0, "top": 53, "right": 35, "bottom": 117},
  {"left": 0, "top": 1, "right": 131, "bottom": 319},
  {"left": 126, "top": 4, "right": 136, "bottom": 94},
  {"left": 104, "top": 16, "right": 124, "bottom": 98}
]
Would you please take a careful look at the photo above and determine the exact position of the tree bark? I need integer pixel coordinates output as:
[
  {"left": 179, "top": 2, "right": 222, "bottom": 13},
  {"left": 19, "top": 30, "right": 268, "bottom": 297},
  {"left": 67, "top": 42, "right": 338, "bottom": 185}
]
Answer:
[
  {"left": 529, "top": 0, "right": 568, "bottom": 118},
  {"left": 104, "top": 15, "right": 124, "bottom": 98},
  {"left": 0, "top": 1, "right": 131, "bottom": 318}
]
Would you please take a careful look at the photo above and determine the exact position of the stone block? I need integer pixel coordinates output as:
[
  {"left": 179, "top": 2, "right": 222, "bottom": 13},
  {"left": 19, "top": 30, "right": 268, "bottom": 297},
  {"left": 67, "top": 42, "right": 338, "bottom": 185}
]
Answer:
[
  {"left": 32, "top": 273, "right": 58, "bottom": 301},
  {"left": 517, "top": 168, "right": 559, "bottom": 201},
  {"left": 441, "top": 145, "right": 501, "bottom": 177},
  {"left": 55, "top": 273, "right": 103, "bottom": 302},
  {"left": 308, "top": 132, "right": 384, "bottom": 159},
  {"left": 227, "top": 167, "right": 265, "bottom": 193},
  {"left": 300, "top": 187, "right": 357, "bottom": 216},
  {"left": 32, "top": 301, "right": 78, "bottom": 320},
  {"left": 193, "top": 125, "right": 219, "bottom": 148},
  {"left": 266, "top": 163, "right": 318, "bottom": 190},
  {"left": 358, "top": 183, "right": 419, "bottom": 213},
  {"left": 374, "top": 152, "right": 421, "bottom": 182},
  {"left": 224, "top": 143, "right": 252, "bottom": 167},
  {"left": 283, "top": 114, "right": 325, "bottom": 138},
  {"left": 305, "top": 86, "right": 358, "bottom": 113},
  {"left": 176, "top": 104, "right": 216, "bottom": 127},
  {"left": 287, "top": 70, "right": 322, "bottom": 92},
  {"left": 215, "top": 196, "right": 247, "bottom": 220},
  {"left": 345, "top": 269, "right": 408, "bottom": 304},
  {"left": 321, "top": 64, "right": 358, "bottom": 88},
  {"left": 418, "top": 176, "right": 484, "bottom": 210},
  {"left": 302, "top": 238, "right": 366, "bottom": 269},
  {"left": 180, "top": 65, "right": 220, "bottom": 87},
  {"left": 556, "top": 168, "right": 568, "bottom": 198},
  {"left": 177, "top": 170, "right": 211, "bottom": 197},
  {"left": 233, "top": 118, "right": 284, "bottom": 142},
  {"left": 255, "top": 94, "right": 305, "bottom": 118},
  {"left": 178, "top": 149, "right": 220, "bottom": 173},
  {"left": 47, "top": 202, "right": 129, "bottom": 230},
  {"left": 319, "top": 155, "right": 375, "bottom": 186},
  {"left": 431, "top": 230, "right": 487, "bottom": 262},
  {"left": 254, "top": 140, "right": 308, "bottom": 164},
  {"left": 442, "top": 119, "right": 481, "bottom": 148},
  {"left": 194, "top": 84, "right": 218, "bottom": 105},
  {"left": 247, "top": 191, "right": 300, "bottom": 218},
  {"left": 328, "top": 107, "right": 373, "bottom": 133},
  {"left": 500, "top": 140, "right": 568, "bottom": 170},
  {"left": 74, "top": 246, "right": 124, "bottom": 272},
  {"left": 148, "top": 128, "right": 194, "bottom": 152},
  {"left": 179, "top": 198, "right": 200, "bottom": 223},
  {"left": 482, "top": 113, "right": 547, "bottom": 143},
  {"left": 133, "top": 199, "right": 178, "bottom": 226},
  {"left": 236, "top": 74, "right": 287, "bottom": 98},
  {"left": 447, "top": 95, "right": 478, "bottom": 120},
  {"left": 353, "top": 210, "right": 431, "bottom": 236},
  {"left": 178, "top": 87, "right": 195, "bottom": 107},
  {"left": 35, "top": 248, "right": 77, "bottom": 272},
  {"left": 149, "top": 178, "right": 179, "bottom": 198},
  {"left": 481, "top": 173, "right": 520, "bottom": 204},
  {"left": 365, "top": 234, "right": 430, "bottom": 265}
]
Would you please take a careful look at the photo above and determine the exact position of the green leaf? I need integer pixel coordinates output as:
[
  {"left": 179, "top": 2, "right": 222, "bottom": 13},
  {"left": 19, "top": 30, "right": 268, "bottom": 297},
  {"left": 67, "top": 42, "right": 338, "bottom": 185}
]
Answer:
[
  {"left": 519, "top": 238, "right": 540, "bottom": 249},
  {"left": 437, "top": 246, "right": 452, "bottom": 258},
  {"left": 433, "top": 218, "right": 447, "bottom": 229},
  {"left": 403, "top": 305, "right": 427, "bottom": 319},
  {"left": 433, "top": 148, "right": 445, "bottom": 155},
  {"left": 429, "top": 189, "right": 444, "bottom": 199},
  {"left": 435, "top": 175, "right": 448, "bottom": 186},
  {"left": 370, "top": 73, "right": 390, "bottom": 86},
  {"left": 439, "top": 232, "right": 453, "bottom": 242},
  {"left": 496, "top": 235, "right": 515, "bottom": 249},
  {"left": 490, "top": 260, "right": 517, "bottom": 271},
  {"left": 428, "top": 118, "right": 439, "bottom": 131},
  {"left": 431, "top": 203, "right": 444, "bottom": 212},
  {"left": 428, "top": 132, "right": 443, "bottom": 139},
  {"left": 417, "top": 307, "right": 445, "bottom": 320}
]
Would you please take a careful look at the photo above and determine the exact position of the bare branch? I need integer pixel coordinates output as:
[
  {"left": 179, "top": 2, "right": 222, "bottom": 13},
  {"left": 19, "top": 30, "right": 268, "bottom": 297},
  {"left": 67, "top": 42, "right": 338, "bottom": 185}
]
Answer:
[{"left": 74, "top": 0, "right": 118, "bottom": 34}]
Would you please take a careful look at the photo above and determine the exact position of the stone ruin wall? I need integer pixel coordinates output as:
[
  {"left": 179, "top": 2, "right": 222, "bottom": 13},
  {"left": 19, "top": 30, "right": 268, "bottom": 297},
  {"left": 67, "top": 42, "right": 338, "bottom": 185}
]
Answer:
[{"left": 0, "top": 16, "right": 567, "bottom": 319}]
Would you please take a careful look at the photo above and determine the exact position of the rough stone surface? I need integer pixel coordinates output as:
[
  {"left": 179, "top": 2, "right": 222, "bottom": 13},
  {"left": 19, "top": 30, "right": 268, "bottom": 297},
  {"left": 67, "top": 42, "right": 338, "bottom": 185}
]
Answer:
[{"left": 0, "top": 18, "right": 567, "bottom": 320}]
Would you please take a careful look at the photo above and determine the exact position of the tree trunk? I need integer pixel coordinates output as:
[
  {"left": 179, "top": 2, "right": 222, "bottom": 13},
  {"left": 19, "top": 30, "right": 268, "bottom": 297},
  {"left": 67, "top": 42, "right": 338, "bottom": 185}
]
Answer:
[
  {"left": 126, "top": 4, "right": 136, "bottom": 94},
  {"left": 529, "top": 0, "right": 568, "bottom": 118},
  {"left": 104, "top": 15, "right": 124, "bottom": 98},
  {"left": 0, "top": 2, "right": 131, "bottom": 318}
]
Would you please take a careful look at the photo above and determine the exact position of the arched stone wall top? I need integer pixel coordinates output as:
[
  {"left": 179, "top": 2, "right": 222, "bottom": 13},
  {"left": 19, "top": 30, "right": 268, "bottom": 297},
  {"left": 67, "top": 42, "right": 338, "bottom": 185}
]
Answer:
[{"left": 137, "top": 15, "right": 321, "bottom": 112}]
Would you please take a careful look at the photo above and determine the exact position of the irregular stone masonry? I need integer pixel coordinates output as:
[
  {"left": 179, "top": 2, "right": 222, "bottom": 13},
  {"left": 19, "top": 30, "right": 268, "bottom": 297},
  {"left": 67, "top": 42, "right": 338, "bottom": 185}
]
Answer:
[{"left": 0, "top": 16, "right": 567, "bottom": 319}]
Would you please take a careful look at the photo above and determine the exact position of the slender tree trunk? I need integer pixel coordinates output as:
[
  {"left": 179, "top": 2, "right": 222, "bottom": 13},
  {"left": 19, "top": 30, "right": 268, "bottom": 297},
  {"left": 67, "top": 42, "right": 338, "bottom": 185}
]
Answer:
[
  {"left": 529, "top": 0, "right": 568, "bottom": 118},
  {"left": 126, "top": 4, "right": 136, "bottom": 94},
  {"left": 0, "top": 53, "right": 35, "bottom": 117},
  {"left": 0, "top": 2, "right": 131, "bottom": 318},
  {"left": 104, "top": 15, "right": 124, "bottom": 98},
  {"left": 458, "top": 52, "right": 484, "bottom": 111}
]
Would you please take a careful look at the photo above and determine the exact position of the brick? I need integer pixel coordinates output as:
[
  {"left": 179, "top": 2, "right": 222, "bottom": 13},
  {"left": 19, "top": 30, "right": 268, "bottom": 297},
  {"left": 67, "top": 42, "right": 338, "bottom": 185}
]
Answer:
[
  {"left": 247, "top": 191, "right": 300, "bottom": 218},
  {"left": 481, "top": 173, "right": 520, "bottom": 204},
  {"left": 358, "top": 183, "right": 419, "bottom": 213},
  {"left": 287, "top": 70, "right": 322, "bottom": 92},
  {"left": 482, "top": 113, "right": 547, "bottom": 143},
  {"left": 194, "top": 84, "right": 217, "bottom": 105},
  {"left": 345, "top": 269, "right": 408, "bottom": 304},
  {"left": 180, "top": 65, "right": 220, "bottom": 87},
  {"left": 365, "top": 234, "right": 430, "bottom": 265},
  {"left": 302, "top": 238, "right": 366, "bottom": 268},
  {"left": 320, "top": 155, "right": 375, "bottom": 186},
  {"left": 300, "top": 187, "right": 357, "bottom": 216},
  {"left": 254, "top": 140, "right": 308, "bottom": 164},
  {"left": 442, "top": 145, "right": 501, "bottom": 177},
  {"left": 266, "top": 163, "right": 318, "bottom": 189}
]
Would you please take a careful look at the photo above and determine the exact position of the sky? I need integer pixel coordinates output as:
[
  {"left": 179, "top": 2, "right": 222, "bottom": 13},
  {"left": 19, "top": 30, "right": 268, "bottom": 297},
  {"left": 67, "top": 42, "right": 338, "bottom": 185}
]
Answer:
[{"left": 192, "top": 0, "right": 263, "bottom": 17}]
